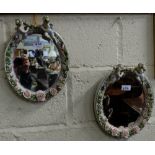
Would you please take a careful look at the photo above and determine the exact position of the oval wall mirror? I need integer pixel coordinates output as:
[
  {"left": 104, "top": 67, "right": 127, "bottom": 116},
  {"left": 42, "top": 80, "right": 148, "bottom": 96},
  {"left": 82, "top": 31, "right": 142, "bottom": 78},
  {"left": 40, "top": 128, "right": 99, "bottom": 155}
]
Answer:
[
  {"left": 94, "top": 64, "right": 153, "bottom": 138},
  {"left": 5, "top": 16, "right": 69, "bottom": 102}
]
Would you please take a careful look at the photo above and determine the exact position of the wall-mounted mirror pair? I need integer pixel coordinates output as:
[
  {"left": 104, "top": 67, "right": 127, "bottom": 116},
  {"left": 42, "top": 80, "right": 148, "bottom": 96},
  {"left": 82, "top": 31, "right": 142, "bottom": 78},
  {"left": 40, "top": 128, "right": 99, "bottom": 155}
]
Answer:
[{"left": 4, "top": 16, "right": 154, "bottom": 138}]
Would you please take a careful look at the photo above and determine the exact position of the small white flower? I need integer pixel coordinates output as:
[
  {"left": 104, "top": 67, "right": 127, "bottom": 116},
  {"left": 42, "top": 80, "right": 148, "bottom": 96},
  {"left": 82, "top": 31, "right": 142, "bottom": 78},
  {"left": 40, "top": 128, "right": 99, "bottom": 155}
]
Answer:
[
  {"left": 105, "top": 122, "right": 112, "bottom": 132},
  {"left": 59, "top": 76, "right": 64, "bottom": 82},
  {"left": 142, "top": 110, "right": 148, "bottom": 118},
  {"left": 128, "top": 122, "right": 134, "bottom": 128},
  {"left": 142, "top": 119, "right": 147, "bottom": 125},
  {"left": 111, "top": 127, "right": 120, "bottom": 137},
  {"left": 15, "top": 78, "right": 19, "bottom": 83},
  {"left": 121, "top": 128, "right": 129, "bottom": 139},
  {"left": 14, "top": 83, "right": 20, "bottom": 91},
  {"left": 132, "top": 126, "right": 140, "bottom": 134},
  {"left": 50, "top": 88, "right": 58, "bottom": 96}
]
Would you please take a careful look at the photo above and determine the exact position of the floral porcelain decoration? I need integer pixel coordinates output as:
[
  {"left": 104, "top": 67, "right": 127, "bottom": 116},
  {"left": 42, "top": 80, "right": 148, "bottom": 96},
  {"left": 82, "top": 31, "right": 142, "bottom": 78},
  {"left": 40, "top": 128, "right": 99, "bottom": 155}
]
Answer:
[
  {"left": 5, "top": 16, "right": 69, "bottom": 102},
  {"left": 94, "top": 64, "right": 154, "bottom": 138}
]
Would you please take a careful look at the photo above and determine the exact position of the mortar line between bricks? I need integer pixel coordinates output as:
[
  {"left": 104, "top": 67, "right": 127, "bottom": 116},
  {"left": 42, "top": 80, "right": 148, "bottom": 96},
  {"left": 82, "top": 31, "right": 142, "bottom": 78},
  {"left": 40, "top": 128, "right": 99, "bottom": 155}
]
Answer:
[
  {"left": 69, "top": 65, "right": 154, "bottom": 71},
  {"left": 0, "top": 121, "right": 97, "bottom": 133},
  {"left": 0, "top": 65, "right": 154, "bottom": 73},
  {"left": 114, "top": 16, "right": 123, "bottom": 65},
  {"left": 70, "top": 66, "right": 113, "bottom": 71}
]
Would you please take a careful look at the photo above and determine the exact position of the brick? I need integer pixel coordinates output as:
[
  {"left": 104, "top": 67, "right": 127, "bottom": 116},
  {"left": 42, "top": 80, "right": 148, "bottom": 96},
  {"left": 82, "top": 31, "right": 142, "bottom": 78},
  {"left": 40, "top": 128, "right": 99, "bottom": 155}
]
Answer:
[
  {"left": 145, "top": 66, "right": 155, "bottom": 118},
  {"left": 121, "top": 15, "right": 154, "bottom": 66},
  {"left": 69, "top": 68, "right": 111, "bottom": 124},
  {"left": 2, "top": 123, "right": 116, "bottom": 141},
  {"left": 44, "top": 15, "right": 118, "bottom": 67},
  {"left": 11, "top": 129, "right": 68, "bottom": 141},
  {"left": 0, "top": 132, "right": 17, "bottom": 141},
  {"left": 0, "top": 19, "right": 5, "bottom": 70},
  {"left": 0, "top": 123, "right": 154, "bottom": 141},
  {"left": 0, "top": 77, "right": 67, "bottom": 128},
  {"left": 66, "top": 125, "right": 116, "bottom": 141},
  {"left": 129, "top": 125, "right": 155, "bottom": 141}
]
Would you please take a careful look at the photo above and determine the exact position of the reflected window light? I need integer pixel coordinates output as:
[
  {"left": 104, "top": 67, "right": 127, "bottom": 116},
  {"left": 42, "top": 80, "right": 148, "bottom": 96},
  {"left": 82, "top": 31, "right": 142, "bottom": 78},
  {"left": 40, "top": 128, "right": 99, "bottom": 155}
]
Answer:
[{"left": 28, "top": 50, "right": 35, "bottom": 58}]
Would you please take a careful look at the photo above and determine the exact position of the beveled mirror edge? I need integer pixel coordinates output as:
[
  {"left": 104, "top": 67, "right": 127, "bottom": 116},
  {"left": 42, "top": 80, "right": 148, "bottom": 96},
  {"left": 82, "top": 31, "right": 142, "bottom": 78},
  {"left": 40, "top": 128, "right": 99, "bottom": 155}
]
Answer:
[
  {"left": 94, "top": 64, "right": 154, "bottom": 139},
  {"left": 4, "top": 16, "right": 69, "bottom": 103}
]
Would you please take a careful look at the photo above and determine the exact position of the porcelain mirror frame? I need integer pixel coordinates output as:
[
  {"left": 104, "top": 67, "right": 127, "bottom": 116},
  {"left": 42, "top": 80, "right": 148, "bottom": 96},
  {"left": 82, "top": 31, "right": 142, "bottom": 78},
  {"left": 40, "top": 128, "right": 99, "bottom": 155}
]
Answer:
[
  {"left": 94, "top": 64, "right": 154, "bottom": 139},
  {"left": 5, "top": 16, "right": 69, "bottom": 102}
]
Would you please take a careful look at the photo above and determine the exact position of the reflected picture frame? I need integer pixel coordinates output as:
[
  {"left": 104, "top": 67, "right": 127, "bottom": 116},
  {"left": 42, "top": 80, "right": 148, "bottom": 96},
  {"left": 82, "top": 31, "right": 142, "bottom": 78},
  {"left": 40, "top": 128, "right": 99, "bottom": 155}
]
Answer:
[{"left": 5, "top": 16, "right": 69, "bottom": 102}]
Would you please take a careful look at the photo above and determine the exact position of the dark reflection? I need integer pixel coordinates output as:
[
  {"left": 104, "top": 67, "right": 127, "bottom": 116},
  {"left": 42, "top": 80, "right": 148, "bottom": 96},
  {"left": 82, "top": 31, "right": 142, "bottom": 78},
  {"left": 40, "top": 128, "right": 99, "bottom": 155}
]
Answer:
[
  {"left": 103, "top": 71, "right": 145, "bottom": 127},
  {"left": 13, "top": 34, "right": 61, "bottom": 91}
]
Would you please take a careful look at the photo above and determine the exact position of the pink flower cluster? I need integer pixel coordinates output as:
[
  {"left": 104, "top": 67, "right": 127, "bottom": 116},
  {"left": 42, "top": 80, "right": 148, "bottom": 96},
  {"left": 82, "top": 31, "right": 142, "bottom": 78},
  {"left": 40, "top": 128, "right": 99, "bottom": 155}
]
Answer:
[
  {"left": 23, "top": 90, "right": 31, "bottom": 99},
  {"left": 121, "top": 128, "right": 129, "bottom": 139},
  {"left": 111, "top": 127, "right": 120, "bottom": 137},
  {"left": 36, "top": 90, "right": 46, "bottom": 102},
  {"left": 132, "top": 126, "right": 140, "bottom": 134},
  {"left": 50, "top": 88, "right": 58, "bottom": 96}
]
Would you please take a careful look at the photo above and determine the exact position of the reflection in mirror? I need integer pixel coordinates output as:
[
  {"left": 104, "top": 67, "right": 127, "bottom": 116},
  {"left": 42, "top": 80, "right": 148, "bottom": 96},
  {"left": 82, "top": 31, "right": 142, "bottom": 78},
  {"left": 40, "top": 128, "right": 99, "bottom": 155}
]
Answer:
[
  {"left": 103, "top": 71, "right": 145, "bottom": 127},
  {"left": 13, "top": 34, "right": 61, "bottom": 91},
  {"left": 94, "top": 64, "right": 153, "bottom": 138}
]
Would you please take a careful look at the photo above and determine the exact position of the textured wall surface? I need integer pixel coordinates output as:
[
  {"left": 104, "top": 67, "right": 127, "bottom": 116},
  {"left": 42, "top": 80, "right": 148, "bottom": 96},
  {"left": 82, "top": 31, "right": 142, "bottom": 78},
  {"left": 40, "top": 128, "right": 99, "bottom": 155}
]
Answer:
[{"left": 0, "top": 14, "right": 154, "bottom": 140}]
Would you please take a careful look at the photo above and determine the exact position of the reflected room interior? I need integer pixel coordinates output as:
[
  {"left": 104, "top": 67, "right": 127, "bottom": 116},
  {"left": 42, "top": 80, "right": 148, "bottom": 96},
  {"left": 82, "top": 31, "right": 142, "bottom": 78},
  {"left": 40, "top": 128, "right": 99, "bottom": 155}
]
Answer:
[{"left": 13, "top": 34, "right": 61, "bottom": 91}]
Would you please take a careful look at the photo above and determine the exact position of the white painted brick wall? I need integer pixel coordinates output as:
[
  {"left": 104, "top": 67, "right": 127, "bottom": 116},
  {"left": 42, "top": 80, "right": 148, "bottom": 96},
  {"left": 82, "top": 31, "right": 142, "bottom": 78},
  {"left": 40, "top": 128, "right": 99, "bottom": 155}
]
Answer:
[{"left": 0, "top": 14, "right": 154, "bottom": 140}]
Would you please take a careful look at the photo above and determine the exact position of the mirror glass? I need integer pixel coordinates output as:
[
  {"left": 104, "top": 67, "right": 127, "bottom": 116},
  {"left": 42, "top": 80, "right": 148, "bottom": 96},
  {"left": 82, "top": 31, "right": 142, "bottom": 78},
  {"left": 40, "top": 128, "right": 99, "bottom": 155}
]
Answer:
[
  {"left": 13, "top": 34, "right": 61, "bottom": 91},
  {"left": 103, "top": 71, "right": 145, "bottom": 127}
]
